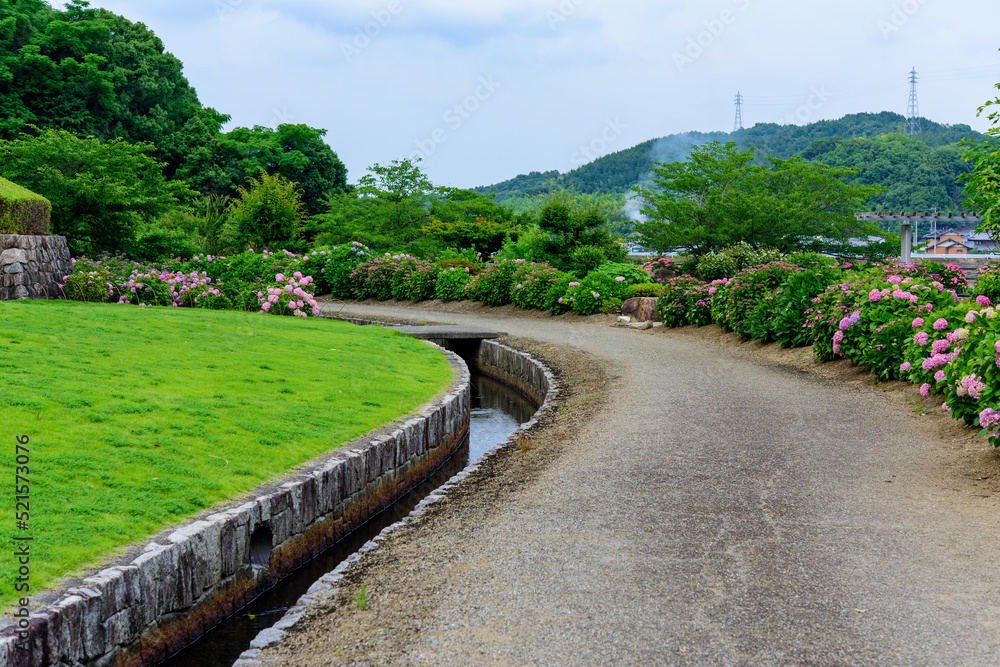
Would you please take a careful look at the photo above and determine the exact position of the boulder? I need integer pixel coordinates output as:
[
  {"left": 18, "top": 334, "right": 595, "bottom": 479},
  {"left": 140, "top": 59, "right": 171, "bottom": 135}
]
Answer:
[{"left": 620, "top": 297, "right": 659, "bottom": 322}]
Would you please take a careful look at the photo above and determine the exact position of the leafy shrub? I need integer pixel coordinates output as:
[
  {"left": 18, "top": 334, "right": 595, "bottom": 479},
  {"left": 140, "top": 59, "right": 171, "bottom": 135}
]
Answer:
[
  {"left": 936, "top": 307, "right": 1000, "bottom": 436},
  {"left": 350, "top": 255, "right": 416, "bottom": 301},
  {"left": 697, "top": 242, "right": 782, "bottom": 281},
  {"left": 229, "top": 169, "right": 305, "bottom": 251},
  {"left": 127, "top": 221, "right": 200, "bottom": 261},
  {"left": 436, "top": 257, "right": 481, "bottom": 275},
  {"left": 434, "top": 266, "right": 472, "bottom": 300},
  {"left": 568, "top": 245, "right": 607, "bottom": 276},
  {"left": 543, "top": 274, "right": 573, "bottom": 315},
  {"left": 973, "top": 263, "right": 1000, "bottom": 304},
  {"left": 0, "top": 176, "right": 51, "bottom": 235},
  {"left": 595, "top": 261, "right": 649, "bottom": 286},
  {"left": 300, "top": 242, "right": 370, "bottom": 297},
  {"left": 711, "top": 261, "right": 803, "bottom": 339},
  {"left": 678, "top": 256, "right": 699, "bottom": 277},
  {"left": 511, "top": 262, "right": 564, "bottom": 310},
  {"left": 770, "top": 263, "right": 845, "bottom": 348},
  {"left": 396, "top": 260, "right": 437, "bottom": 301},
  {"left": 470, "top": 259, "right": 524, "bottom": 305},
  {"left": 655, "top": 275, "right": 712, "bottom": 327},
  {"left": 630, "top": 282, "right": 665, "bottom": 298},
  {"left": 561, "top": 272, "right": 626, "bottom": 315}
]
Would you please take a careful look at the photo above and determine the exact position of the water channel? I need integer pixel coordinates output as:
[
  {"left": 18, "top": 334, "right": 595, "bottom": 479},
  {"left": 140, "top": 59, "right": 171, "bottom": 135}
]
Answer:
[{"left": 160, "top": 371, "right": 538, "bottom": 667}]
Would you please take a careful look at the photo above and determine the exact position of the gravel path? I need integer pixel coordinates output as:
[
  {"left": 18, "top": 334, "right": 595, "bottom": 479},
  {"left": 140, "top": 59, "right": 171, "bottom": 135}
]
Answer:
[{"left": 252, "top": 302, "right": 1000, "bottom": 666}]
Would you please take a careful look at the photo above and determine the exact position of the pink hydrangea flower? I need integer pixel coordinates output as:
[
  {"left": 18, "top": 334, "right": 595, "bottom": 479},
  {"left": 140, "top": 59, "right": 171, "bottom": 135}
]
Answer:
[
  {"left": 900, "top": 362, "right": 911, "bottom": 372},
  {"left": 980, "top": 408, "right": 1000, "bottom": 430},
  {"left": 931, "top": 339, "right": 950, "bottom": 355},
  {"left": 912, "top": 317, "right": 924, "bottom": 328},
  {"left": 920, "top": 383, "right": 931, "bottom": 397},
  {"left": 914, "top": 331, "right": 929, "bottom": 346},
  {"left": 934, "top": 370, "right": 946, "bottom": 382},
  {"left": 966, "top": 310, "right": 979, "bottom": 324},
  {"left": 868, "top": 288, "right": 881, "bottom": 302},
  {"left": 932, "top": 318, "right": 948, "bottom": 331},
  {"left": 977, "top": 295, "right": 991, "bottom": 308}
]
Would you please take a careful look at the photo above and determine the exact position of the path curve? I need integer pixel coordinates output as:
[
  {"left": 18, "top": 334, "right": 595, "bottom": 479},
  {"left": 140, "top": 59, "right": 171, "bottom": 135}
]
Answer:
[{"left": 255, "top": 302, "right": 1000, "bottom": 666}]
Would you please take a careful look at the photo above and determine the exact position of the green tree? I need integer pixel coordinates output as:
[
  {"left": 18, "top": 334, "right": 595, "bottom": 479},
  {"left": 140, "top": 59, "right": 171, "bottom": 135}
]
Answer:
[
  {"left": 228, "top": 169, "right": 305, "bottom": 251},
  {"left": 214, "top": 124, "right": 348, "bottom": 214},
  {"left": 634, "top": 141, "right": 880, "bottom": 255},
  {"left": 312, "top": 158, "right": 435, "bottom": 254},
  {"left": 961, "top": 77, "right": 1000, "bottom": 243},
  {"left": 523, "top": 190, "right": 625, "bottom": 272},
  {"left": 0, "top": 127, "right": 191, "bottom": 254}
]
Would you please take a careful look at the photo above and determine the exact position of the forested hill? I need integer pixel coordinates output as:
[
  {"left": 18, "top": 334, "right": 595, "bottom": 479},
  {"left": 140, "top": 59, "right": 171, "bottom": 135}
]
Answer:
[{"left": 475, "top": 112, "right": 985, "bottom": 211}]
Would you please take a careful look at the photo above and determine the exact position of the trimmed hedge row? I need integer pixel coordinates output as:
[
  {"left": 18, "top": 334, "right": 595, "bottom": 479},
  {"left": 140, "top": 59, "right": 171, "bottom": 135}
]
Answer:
[{"left": 0, "top": 176, "right": 51, "bottom": 235}]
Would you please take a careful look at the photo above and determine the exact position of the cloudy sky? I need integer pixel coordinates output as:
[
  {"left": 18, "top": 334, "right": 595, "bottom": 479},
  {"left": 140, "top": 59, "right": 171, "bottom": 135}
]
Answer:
[{"left": 83, "top": 0, "right": 1000, "bottom": 189}]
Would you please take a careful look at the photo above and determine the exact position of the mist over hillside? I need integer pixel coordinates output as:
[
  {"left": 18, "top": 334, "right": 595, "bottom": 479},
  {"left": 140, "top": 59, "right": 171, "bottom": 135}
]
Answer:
[{"left": 475, "top": 112, "right": 985, "bottom": 214}]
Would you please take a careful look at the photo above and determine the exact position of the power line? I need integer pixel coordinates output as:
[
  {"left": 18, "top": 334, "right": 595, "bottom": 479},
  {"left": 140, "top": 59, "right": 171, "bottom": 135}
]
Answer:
[{"left": 734, "top": 91, "right": 744, "bottom": 131}]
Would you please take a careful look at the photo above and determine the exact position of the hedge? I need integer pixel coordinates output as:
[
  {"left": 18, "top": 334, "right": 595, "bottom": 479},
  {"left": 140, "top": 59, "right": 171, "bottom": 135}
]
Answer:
[{"left": 0, "top": 176, "right": 51, "bottom": 235}]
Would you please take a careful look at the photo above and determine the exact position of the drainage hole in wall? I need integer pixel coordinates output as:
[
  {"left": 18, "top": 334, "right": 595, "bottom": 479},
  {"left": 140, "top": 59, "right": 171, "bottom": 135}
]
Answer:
[{"left": 250, "top": 525, "right": 273, "bottom": 570}]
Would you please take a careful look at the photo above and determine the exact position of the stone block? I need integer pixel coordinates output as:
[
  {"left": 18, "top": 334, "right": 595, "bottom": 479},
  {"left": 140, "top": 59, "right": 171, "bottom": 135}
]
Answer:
[
  {"left": 343, "top": 451, "right": 365, "bottom": 498},
  {"left": 298, "top": 475, "right": 317, "bottom": 528},
  {"left": 52, "top": 594, "right": 86, "bottom": 664},
  {"left": 133, "top": 545, "right": 168, "bottom": 625},
  {"left": 0, "top": 248, "right": 27, "bottom": 265},
  {"left": 376, "top": 435, "right": 396, "bottom": 478},
  {"left": 65, "top": 587, "right": 105, "bottom": 661},
  {"left": 364, "top": 443, "right": 381, "bottom": 484}
]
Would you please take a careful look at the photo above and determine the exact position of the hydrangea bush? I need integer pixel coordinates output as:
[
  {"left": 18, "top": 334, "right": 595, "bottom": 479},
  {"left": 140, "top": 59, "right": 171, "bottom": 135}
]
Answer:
[
  {"left": 654, "top": 276, "right": 712, "bottom": 328},
  {"left": 511, "top": 262, "right": 565, "bottom": 310},
  {"left": 434, "top": 266, "right": 472, "bottom": 301}
]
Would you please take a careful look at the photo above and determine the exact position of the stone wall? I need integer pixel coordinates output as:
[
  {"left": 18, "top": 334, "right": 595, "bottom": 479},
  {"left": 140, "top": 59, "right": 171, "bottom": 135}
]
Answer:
[
  {"left": 0, "top": 346, "right": 471, "bottom": 667},
  {"left": 0, "top": 235, "right": 72, "bottom": 301},
  {"left": 233, "top": 338, "right": 558, "bottom": 665}
]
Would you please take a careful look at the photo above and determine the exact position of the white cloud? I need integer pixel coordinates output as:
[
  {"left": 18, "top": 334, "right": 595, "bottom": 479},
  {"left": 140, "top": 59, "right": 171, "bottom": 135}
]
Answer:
[{"left": 74, "top": 0, "right": 1000, "bottom": 187}]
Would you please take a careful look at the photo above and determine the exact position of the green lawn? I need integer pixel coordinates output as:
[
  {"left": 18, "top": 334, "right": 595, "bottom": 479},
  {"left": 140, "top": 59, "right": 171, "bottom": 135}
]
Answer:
[{"left": 0, "top": 301, "right": 453, "bottom": 610}]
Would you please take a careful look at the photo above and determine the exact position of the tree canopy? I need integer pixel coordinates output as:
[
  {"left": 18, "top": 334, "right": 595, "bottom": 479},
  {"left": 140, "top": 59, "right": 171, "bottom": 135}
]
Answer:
[
  {"left": 0, "top": 127, "right": 191, "bottom": 254},
  {"left": 633, "top": 141, "right": 882, "bottom": 256},
  {"left": 962, "top": 77, "right": 1000, "bottom": 243}
]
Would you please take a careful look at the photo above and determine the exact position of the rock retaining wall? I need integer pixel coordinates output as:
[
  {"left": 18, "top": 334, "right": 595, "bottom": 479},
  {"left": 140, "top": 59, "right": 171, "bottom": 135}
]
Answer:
[
  {"left": 233, "top": 338, "right": 558, "bottom": 666},
  {"left": 0, "top": 235, "right": 72, "bottom": 301},
  {"left": 0, "top": 345, "right": 471, "bottom": 667}
]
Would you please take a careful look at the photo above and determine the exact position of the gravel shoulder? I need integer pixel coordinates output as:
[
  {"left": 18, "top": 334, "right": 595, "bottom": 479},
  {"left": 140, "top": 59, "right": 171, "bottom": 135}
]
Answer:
[{"left": 253, "top": 300, "right": 1000, "bottom": 666}]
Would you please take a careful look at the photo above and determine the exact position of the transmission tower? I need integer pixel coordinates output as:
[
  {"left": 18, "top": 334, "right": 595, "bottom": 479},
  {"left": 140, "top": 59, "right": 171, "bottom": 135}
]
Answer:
[
  {"left": 906, "top": 68, "right": 921, "bottom": 136},
  {"left": 734, "top": 91, "right": 744, "bottom": 131}
]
